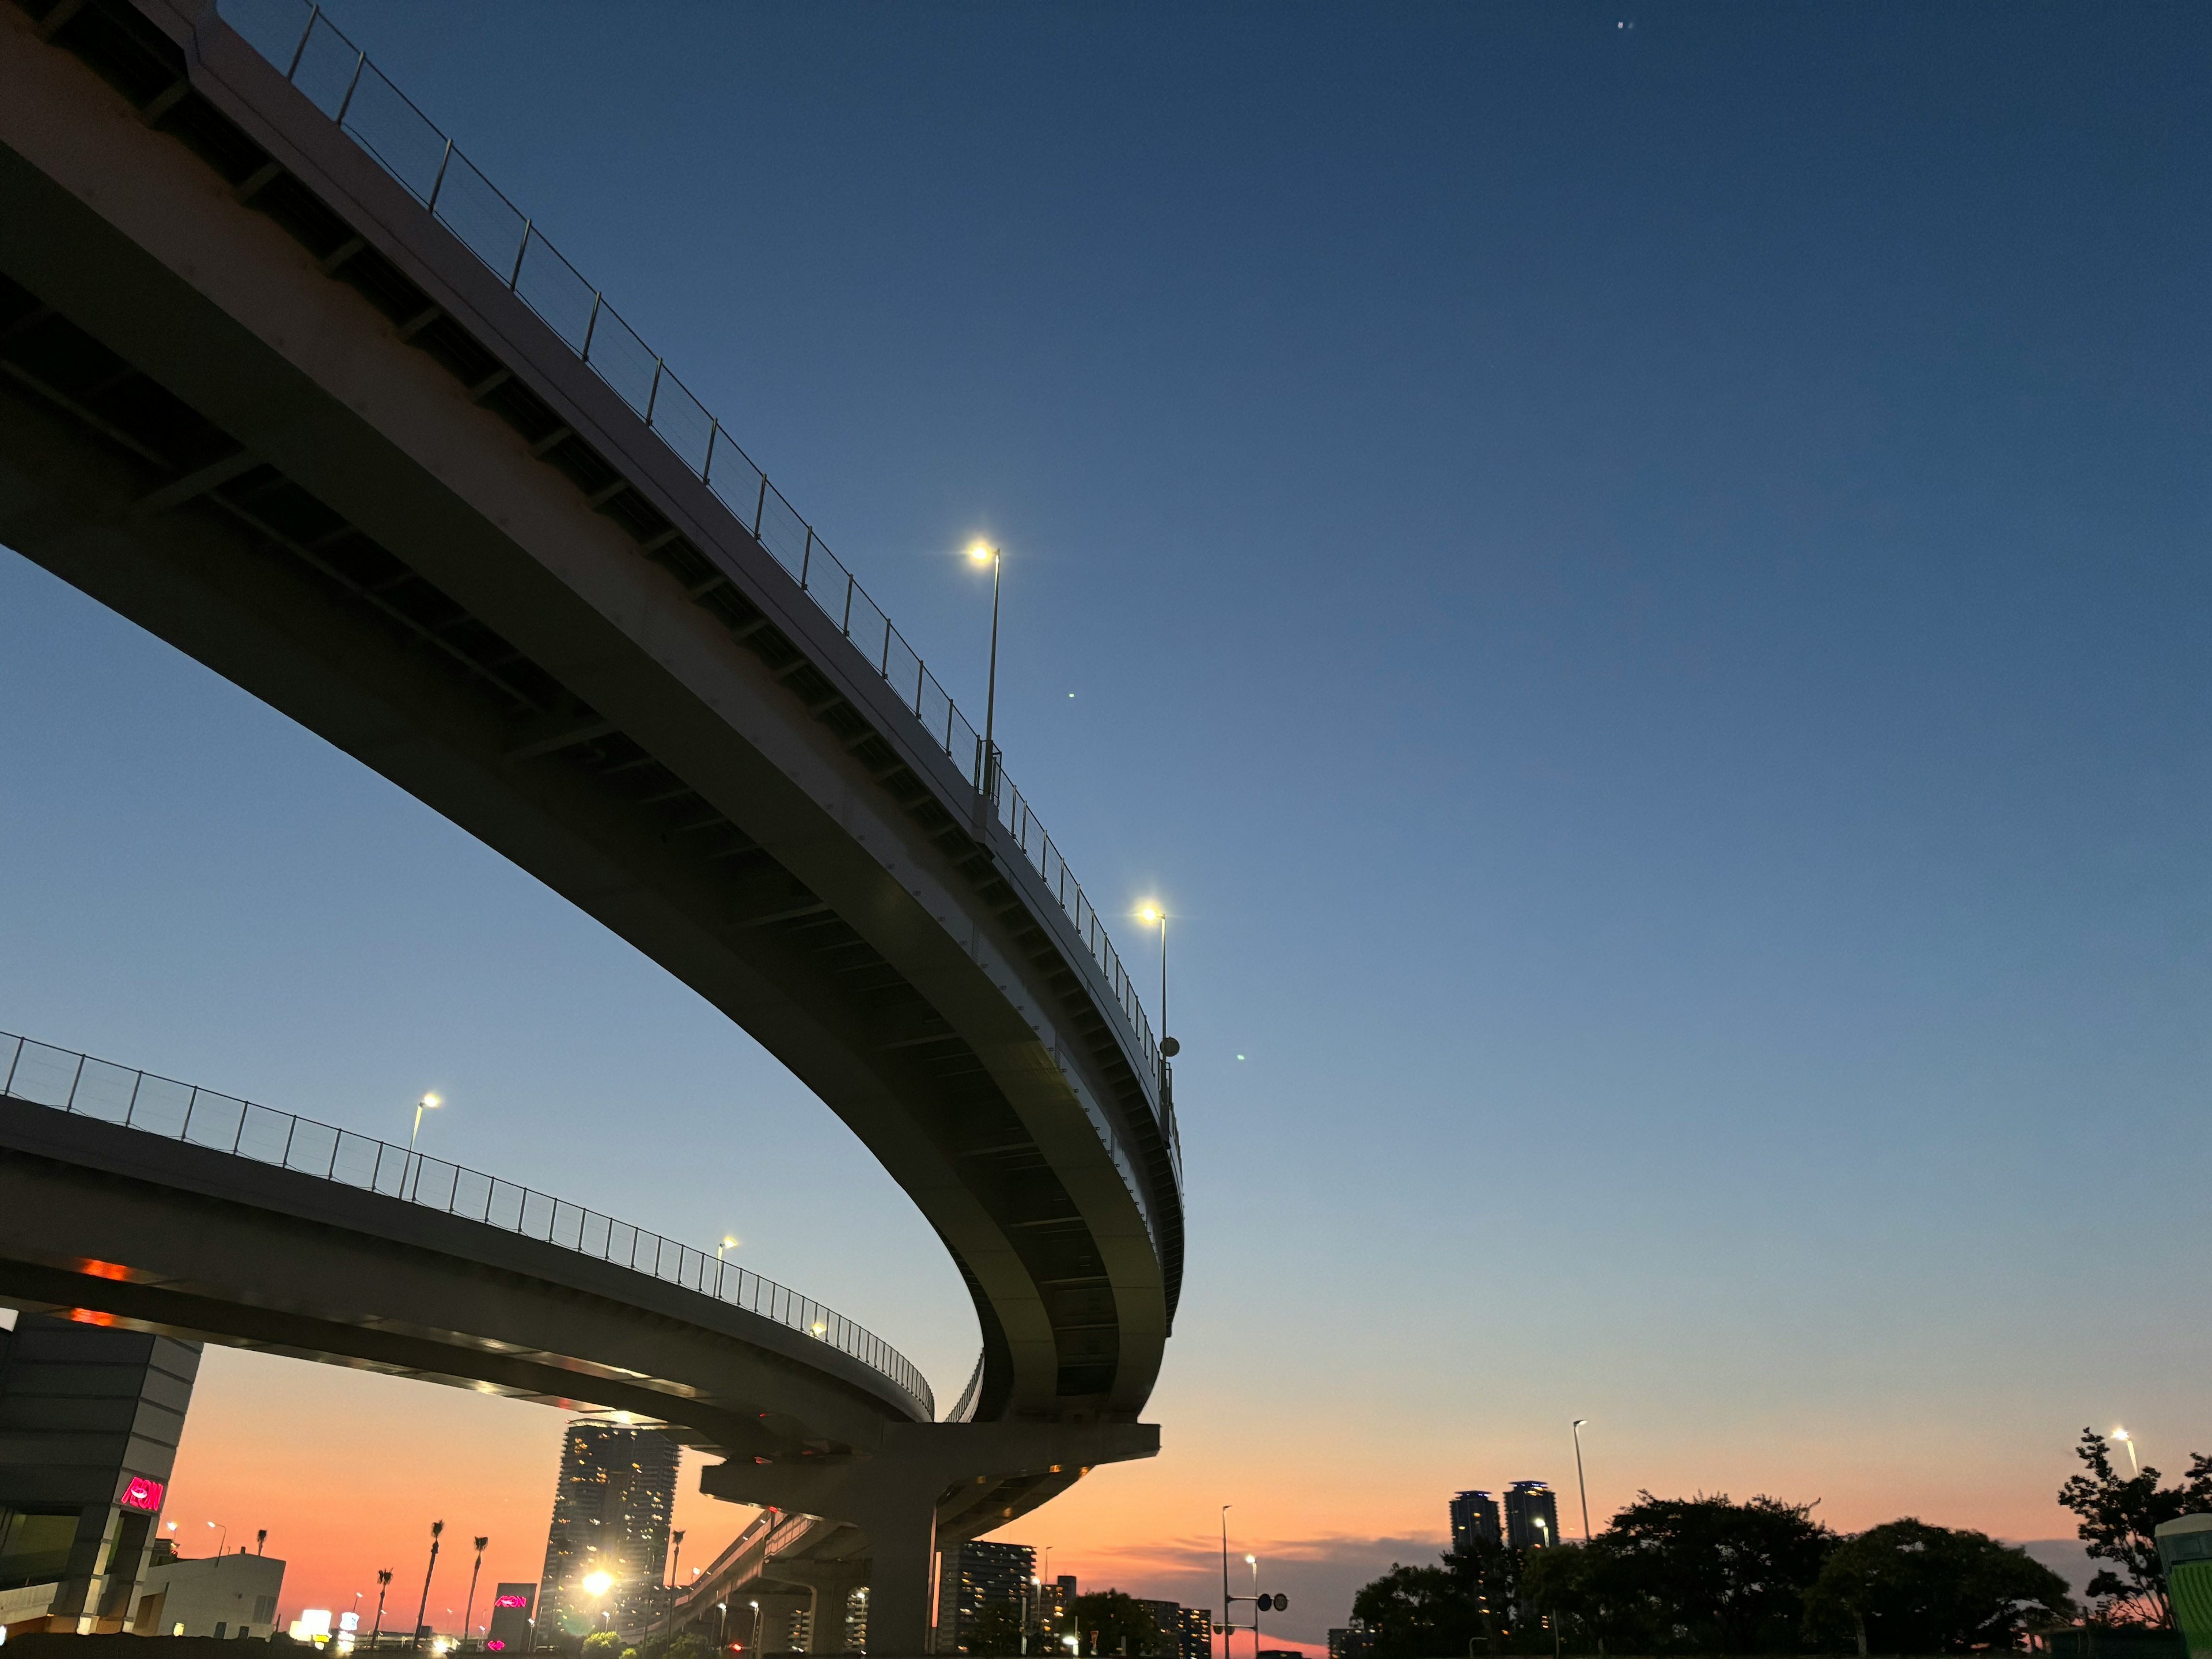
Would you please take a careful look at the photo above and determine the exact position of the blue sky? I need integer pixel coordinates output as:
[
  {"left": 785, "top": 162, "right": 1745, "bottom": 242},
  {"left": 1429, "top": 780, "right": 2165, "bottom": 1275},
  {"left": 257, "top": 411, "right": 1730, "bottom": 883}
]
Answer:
[{"left": 2, "top": 0, "right": 2207, "bottom": 1639}]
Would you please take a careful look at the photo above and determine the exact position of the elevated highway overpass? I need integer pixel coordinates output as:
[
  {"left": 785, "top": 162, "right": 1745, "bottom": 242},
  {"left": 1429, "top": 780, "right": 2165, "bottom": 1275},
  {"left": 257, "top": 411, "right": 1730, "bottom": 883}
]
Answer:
[{"left": 0, "top": 0, "right": 1183, "bottom": 1646}]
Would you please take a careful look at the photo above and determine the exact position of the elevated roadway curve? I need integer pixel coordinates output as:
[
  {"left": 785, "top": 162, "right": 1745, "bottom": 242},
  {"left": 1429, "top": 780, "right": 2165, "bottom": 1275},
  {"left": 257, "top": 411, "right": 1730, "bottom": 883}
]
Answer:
[{"left": 0, "top": 0, "right": 1181, "bottom": 1645}]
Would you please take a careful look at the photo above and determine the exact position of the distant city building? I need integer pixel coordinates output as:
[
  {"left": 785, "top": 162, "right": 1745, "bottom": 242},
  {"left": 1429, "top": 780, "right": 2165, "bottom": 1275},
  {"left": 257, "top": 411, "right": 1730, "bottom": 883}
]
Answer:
[
  {"left": 1047, "top": 1574, "right": 1077, "bottom": 1624},
  {"left": 1138, "top": 1599, "right": 1183, "bottom": 1650},
  {"left": 0, "top": 1312, "right": 202, "bottom": 1634},
  {"left": 1504, "top": 1481, "right": 1560, "bottom": 1551},
  {"left": 1450, "top": 1490, "right": 1502, "bottom": 1554},
  {"left": 935, "top": 1539, "right": 1035, "bottom": 1653},
  {"left": 486, "top": 1582, "right": 537, "bottom": 1653},
  {"left": 130, "top": 1548, "right": 285, "bottom": 1638},
  {"left": 537, "top": 1421, "right": 680, "bottom": 1642},
  {"left": 1174, "top": 1605, "right": 1213, "bottom": 1659},
  {"left": 1329, "top": 1621, "right": 1375, "bottom": 1659}
]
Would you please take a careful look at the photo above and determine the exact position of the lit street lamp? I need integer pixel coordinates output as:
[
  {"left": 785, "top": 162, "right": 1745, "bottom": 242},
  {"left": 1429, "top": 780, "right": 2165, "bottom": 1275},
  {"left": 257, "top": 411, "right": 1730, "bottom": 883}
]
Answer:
[
  {"left": 2113, "top": 1427, "right": 2139, "bottom": 1475},
  {"left": 207, "top": 1520, "right": 229, "bottom": 1558},
  {"left": 966, "top": 541, "right": 1004, "bottom": 801},
  {"left": 408, "top": 1093, "right": 441, "bottom": 1199},
  {"left": 1136, "top": 902, "right": 1180, "bottom": 1086},
  {"left": 748, "top": 1599, "right": 762, "bottom": 1656},
  {"left": 1573, "top": 1419, "right": 1592, "bottom": 1541}
]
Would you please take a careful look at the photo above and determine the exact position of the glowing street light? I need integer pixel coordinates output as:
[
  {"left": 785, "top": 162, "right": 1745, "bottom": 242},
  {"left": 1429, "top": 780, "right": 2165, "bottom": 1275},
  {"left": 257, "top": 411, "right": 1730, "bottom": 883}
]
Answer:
[
  {"left": 966, "top": 540, "right": 1005, "bottom": 801},
  {"left": 1573, "top": 1419, "right": 1593, "bottom": 1540},
  {"left": 2113, "top": 1427, "right": 2139, "bottom": 1475},
  {"left": 717, "top": 1237, "right": 740, "bottom": 1263},
  {"left": 1135, "top": 902, "right": 1178, "bottom": 1081},
  {"left": 407, "top": 1093, "right": 441, "bottom": 1200}
]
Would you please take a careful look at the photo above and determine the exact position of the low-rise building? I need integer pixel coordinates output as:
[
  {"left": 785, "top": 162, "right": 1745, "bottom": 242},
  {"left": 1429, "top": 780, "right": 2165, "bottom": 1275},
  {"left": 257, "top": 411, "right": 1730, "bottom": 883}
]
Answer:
[{"left": 130, "top": 1548, "right": 285, "bottom": 1638}]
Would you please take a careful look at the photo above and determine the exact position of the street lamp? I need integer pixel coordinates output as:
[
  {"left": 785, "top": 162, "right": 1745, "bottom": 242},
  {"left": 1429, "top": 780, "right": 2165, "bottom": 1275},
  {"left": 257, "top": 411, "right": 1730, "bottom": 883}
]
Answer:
[
  {"left": 748, "top": 1599, "right": 762, "bottom": 1657},
  {"left": 1247, "top": 1556, "right": 1259, "bottom": 1659},
  {"left": 1573, "top": 1420, "right": 1592, "bottom": 1541},
  {"left": 2113, "top": 1427, "right": 2139, "bottom": 1476},
  {"left": 967, "top": 541, "right": 1003, "bottom": 801},
  {"left": 715, "top": 1603, "right": 727, "bottom": 1654},
  {"left": 207, "top": 1520, "right": 229, "bottom": 1558},
  {"left": 1136, "top": 902, "right": 1171, "bottom": 1039},
  {"left": 409, "top": 1093, "right": 441, "bottom": 1198}
]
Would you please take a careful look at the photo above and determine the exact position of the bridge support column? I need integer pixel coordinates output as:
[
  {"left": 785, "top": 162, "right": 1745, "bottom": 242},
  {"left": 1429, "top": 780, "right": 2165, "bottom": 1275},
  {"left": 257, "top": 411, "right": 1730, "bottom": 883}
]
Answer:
[
  {"left": 769, "top": 1558, "right": 871, "bottom": 1654},
  {"left": 700, "top": 1421, "right": 1157, "bottom": 1658}
]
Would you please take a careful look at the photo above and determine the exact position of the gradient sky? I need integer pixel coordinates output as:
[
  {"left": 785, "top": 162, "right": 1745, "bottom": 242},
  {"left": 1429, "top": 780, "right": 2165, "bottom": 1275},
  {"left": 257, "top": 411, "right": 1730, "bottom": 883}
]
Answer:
[{"left": 3, "top": 1, "right": 2209, "bottom": 1647}]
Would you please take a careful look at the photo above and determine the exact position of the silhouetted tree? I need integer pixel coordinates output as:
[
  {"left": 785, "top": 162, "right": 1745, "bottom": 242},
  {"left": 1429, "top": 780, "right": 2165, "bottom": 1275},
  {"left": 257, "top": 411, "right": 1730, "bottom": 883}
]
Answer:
[
  {"left": 1579, "top": 1491, "right": 1834, "bottom": 1653},
  {"left": 1805, "top": 1518, "right": 2072, "bottom": 1653},
  {"left": 1352, "top": 1562, "right": 1481, "bottom": 1659},
  {"left": 2057, "top": 1426, "right": 2212, "bottom": 1627}
]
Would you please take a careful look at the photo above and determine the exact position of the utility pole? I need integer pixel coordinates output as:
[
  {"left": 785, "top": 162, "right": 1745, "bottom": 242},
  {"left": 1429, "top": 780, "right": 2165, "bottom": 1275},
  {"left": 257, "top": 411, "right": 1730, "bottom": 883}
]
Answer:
[{"left": 1573, "top": 1420, "right": 1593, "bottom": 1541}]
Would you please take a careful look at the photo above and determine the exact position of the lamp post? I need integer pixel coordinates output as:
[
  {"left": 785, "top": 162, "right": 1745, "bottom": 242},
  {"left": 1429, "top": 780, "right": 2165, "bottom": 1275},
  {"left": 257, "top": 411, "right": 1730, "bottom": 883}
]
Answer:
[
  {"left": 1572, "top": 1420, "right": 1592, "bottom": 1541},
  {"left": 1246, "top": 1556, "right": 1259, "bottom": 1659},
  {"left": 966, "top": 541, "right": 1003, "bottom": 801},
  {"left": 715, "top": 1603, "right": 728, "bottom": 1653},
  {"left": 1220, "top": 1506, "right": 1234, "bottom": 1657},
  {"left": 463, "top": 1537, "right": 488, "bottom": 1651},
  {"left": 207, "top": 1521, "right": 229, "bottom": 1559},
  {"left": 748, "top": 1599, "right": 762, "bottom": 1657},
  {"left": 2113, "top": 1428, "right": 2139, "bottom": 1476},
  {"left": 408, "top": 1093, "right": 441, "bottom": 1198},
  {"left": 413, "top": 1520, "right": 444, "bottom": 1650},
  {"left": 374, "top": 1569, "right": 393, "bottom": 1643}
]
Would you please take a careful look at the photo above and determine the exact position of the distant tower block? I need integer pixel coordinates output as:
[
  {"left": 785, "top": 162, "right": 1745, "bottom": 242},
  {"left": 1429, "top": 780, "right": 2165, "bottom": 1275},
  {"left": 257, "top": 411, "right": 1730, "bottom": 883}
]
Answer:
[
  {"left": 537, "top": 1421, "right": 679, "bottom": 1642},
  {"left": 1450, "top": 1490, "right": 1502, "bottom": 1554},
  {"left": 1505, "top": 1481, "right": 1560, "bottom": 1551}
]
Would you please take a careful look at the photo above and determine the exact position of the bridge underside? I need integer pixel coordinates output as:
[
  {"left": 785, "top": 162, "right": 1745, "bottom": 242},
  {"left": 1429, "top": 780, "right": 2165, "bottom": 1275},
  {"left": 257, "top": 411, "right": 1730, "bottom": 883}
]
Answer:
[{"left": 0, "top": 0, "right": 1180, "bottom": 1438}]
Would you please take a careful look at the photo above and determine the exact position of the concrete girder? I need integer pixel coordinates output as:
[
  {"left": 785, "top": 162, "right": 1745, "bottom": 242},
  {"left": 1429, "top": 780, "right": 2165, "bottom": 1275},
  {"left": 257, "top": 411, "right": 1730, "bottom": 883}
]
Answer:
[{"left": 0, "top": 0, "right": 1177, "bottom": 1425}]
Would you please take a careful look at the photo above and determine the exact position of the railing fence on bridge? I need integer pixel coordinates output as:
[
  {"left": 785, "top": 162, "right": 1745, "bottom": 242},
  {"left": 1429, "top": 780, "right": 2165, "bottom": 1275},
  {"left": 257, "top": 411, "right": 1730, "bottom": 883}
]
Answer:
[{"left": 0, "top": 1029, "right": 933, "bottom": 1419}]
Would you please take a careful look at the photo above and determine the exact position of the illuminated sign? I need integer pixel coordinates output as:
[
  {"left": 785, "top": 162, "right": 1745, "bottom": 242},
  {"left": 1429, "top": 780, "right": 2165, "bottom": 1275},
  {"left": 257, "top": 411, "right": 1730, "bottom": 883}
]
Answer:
[
  {"left": 486, "top": 1644, "right": 506, "bottom": 1651},
  {"left": 494, "top": 1597, "right": 528, "bottom": 1610},
  {"left": 119, "top": 1477, "right": 165, "bottom": 1513}
]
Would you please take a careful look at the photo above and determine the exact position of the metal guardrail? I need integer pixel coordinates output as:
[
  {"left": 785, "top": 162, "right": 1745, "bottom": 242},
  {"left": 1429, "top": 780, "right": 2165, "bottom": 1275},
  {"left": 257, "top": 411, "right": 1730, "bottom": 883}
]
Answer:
[
  {"left": 209, "top": 0, "right": 1170, "bottom": 1133},
  {"left": 0, "top": 1030, "right": 933, "bottom": 1420}
]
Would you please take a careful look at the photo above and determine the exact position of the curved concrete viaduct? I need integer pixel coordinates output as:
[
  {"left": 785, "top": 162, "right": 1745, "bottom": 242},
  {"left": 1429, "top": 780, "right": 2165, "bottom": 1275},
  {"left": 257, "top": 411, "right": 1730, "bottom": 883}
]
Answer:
[{"left": 0, "top": 0, "right": 1182, "bottom": 1646}]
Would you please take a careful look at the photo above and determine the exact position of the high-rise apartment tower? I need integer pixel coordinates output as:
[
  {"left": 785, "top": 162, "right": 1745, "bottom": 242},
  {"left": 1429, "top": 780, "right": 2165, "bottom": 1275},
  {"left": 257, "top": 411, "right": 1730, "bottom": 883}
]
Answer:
[
  {"left": 1503, "top": 1481, "right": 1560, "bottom": 1551},
  {"left": 1449, "top": 1490, "right": 1502, "bottom": 1554},
  {"left": 537, "top": 1422, "right": 679, "bottom": 1642}
]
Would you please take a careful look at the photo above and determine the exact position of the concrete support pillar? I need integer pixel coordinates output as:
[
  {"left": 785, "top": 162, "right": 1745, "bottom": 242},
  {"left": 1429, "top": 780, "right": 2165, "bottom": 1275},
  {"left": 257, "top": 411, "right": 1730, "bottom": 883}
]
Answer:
[
  {"left": 699, "top": 1421, "right": 1158, "bottom": 1658},
  {"left": 771, "top": 1559, "right": 870, "bottom": 1654},
  {"left": 748, "top": 1590, "right": 808, "bottom": 1655}
]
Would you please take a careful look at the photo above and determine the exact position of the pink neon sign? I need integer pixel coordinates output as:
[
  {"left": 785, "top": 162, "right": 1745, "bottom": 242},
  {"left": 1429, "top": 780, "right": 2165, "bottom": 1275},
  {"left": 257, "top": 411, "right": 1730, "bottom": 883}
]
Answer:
[{"left": 119, "top": 1476, "right": 165, "bottom": 1513}]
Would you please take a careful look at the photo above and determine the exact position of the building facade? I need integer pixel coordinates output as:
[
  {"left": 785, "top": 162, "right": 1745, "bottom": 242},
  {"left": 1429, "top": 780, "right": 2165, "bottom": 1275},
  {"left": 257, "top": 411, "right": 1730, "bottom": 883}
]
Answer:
[
  {"left": 0, "top": 1312, "right": 201, "bottom": 1635},
  {"left": 1173, "top": 1604, "right": 1214, "bottom": 1659},
  {"left": 1503, "top": 1482, "right": 1559, "bottom": 1552},
  {"left": 1449, "top": 1491, "right": 1502, "bottom": 1554},
  {"left": 486, "top": 1582, "right": 537, "bottom": 1653},
  {"left": 130, "top": 1547, "right": 285, "bottom": 1638},
  {"left": 537, "top": 1421, "right": 680, "bottom": 1642},
  {"left": 934, "top": 1539, "right": 1036, "bottom": 1653},
  {"left": 1328, "top": 1620, "right": 1374, "bottom": 1659}
]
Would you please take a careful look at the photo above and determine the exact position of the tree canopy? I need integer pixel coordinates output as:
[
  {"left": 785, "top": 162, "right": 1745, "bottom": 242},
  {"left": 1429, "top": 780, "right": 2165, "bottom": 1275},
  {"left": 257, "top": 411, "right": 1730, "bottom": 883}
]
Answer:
[
  {"left": 2057, "top": 1426, "right": 2212, "bottom": 1627},
  {"left": 1804, "top": 1518, "right": 2073, "bottom": 1653}
]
